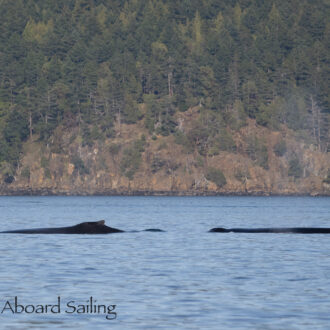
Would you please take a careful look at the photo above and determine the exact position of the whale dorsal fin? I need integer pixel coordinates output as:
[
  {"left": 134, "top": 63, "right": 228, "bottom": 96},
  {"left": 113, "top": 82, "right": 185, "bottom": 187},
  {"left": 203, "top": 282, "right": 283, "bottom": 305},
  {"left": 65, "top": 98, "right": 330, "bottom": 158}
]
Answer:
[{"left": 97, "top": 220, "right": 105, "bottom": 225}]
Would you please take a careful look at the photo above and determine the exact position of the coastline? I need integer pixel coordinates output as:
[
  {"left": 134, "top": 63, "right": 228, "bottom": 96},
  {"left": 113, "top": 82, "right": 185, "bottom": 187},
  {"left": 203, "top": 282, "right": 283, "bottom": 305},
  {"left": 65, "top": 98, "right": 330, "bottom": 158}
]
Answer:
[{"left": 0, "top": 188, "right": 329, "bottom": 197}]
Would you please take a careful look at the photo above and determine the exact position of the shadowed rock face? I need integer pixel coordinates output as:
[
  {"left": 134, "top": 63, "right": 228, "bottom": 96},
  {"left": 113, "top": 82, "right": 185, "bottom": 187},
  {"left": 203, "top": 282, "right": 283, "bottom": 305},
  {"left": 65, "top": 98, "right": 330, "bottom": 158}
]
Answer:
[{"left": 209, "top": 227, "right": 330, "bottom": 234}]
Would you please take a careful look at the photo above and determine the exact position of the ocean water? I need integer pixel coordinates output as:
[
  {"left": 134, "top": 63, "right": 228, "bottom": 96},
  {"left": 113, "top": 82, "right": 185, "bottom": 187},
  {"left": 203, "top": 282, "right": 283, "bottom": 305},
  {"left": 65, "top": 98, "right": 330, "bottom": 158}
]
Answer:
[{"left": 0, "top": 196, "right": 329, "bottom": 329}]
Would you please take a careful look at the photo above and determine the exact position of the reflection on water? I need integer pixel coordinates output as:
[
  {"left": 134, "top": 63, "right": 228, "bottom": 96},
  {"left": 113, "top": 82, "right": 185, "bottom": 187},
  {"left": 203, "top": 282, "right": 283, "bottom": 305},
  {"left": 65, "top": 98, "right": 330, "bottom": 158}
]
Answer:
[{"left": 0, "top": 196, "right": 330, "bottom": 329}]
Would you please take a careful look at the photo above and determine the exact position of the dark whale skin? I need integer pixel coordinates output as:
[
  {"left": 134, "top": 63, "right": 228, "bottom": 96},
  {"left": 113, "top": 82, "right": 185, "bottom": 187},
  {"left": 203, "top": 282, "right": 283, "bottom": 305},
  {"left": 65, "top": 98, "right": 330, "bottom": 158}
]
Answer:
[
  {"left": 209, "top": 227, "right": 330, "bottom": 234},
  {"left": 0, "top": 220, "right": 124, "bottom": 234},
  {"left": 0, "top": 220, "right": 165, "bottom": 234}
]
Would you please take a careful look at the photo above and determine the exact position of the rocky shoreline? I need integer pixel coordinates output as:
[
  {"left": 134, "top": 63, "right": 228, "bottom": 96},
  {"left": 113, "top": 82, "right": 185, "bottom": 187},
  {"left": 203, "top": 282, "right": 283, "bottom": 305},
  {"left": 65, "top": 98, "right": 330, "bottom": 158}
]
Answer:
[
  {"left": 1, "top": 119, "right": 329, "bottom": 198},
  {"left": 1, "top": 186, "right": 329, "bottom": 197}
]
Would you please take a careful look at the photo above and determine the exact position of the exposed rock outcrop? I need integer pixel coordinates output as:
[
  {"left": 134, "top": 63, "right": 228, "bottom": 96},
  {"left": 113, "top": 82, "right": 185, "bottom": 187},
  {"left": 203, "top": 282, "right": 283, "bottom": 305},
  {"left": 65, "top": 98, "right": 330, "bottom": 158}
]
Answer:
[{"left": 0, "top": 117, "right": 329, "bottom": 196}]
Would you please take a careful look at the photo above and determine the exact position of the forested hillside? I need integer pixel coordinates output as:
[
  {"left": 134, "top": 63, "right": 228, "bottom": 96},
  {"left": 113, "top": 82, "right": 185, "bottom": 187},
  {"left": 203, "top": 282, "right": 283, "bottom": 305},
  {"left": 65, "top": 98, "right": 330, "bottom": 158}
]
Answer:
[{"left": 0, "top": 0, "right": 329, "bottom": 195}]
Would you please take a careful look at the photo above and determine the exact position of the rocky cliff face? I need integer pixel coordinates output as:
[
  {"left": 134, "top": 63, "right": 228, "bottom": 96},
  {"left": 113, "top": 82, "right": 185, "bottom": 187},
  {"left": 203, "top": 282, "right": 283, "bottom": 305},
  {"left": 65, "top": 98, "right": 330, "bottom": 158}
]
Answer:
[{"left": 0, "top": 110, "right": 329, "bottom": 196}]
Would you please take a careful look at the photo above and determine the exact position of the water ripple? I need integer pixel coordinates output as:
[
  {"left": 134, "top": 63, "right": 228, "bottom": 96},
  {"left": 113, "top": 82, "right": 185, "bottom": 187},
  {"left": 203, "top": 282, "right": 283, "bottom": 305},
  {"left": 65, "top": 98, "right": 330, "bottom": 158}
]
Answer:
[{"left": 0, "top": 196, "right": 330, "bottom": 329}]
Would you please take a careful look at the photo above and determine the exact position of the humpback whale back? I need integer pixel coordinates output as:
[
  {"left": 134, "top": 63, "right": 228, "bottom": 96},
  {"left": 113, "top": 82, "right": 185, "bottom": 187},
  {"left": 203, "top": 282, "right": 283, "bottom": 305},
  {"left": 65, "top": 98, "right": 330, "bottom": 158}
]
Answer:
[
  {"left": 209, "top": 227, "right": 330, "bottom": 234},
  {"left": 0, "top": 220, "right": 124, "bottom": 234},
  {"left": 0, "top": 220, "right": 165, "bottom": 234}
]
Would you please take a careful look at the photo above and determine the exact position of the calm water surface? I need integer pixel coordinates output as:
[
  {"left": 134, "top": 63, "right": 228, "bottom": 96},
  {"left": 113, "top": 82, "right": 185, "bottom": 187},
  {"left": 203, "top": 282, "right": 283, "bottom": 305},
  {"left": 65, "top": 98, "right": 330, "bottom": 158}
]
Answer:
[{"left": 0, "top": 196, "right": 329, "bottom": 329}]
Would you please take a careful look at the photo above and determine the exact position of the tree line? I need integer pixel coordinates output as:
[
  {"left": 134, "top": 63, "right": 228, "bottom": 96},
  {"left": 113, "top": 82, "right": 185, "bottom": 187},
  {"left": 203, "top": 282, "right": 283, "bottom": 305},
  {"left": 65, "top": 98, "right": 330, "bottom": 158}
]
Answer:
[{"left": 0, "top": 0, "right": 329, "bottom": 176}]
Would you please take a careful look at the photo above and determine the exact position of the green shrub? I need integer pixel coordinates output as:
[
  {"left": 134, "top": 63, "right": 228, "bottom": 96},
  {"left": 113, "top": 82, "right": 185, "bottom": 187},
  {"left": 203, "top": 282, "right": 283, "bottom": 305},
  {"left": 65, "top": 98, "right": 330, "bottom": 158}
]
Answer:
[
  {"left": 208, "top": 131, "right": 236, "bottom": 156},
  {"left": 196, "top": 156, "right": 204, "bottom": 167},
  {"left": 4, "top": 174, "right": 15, "bottom": 184},
  {"left": 1, "top": 161, "right": 15, "bottom": 184},
  {"left": 120, "top": 137, "right": 146, "bottom": 180},
  {"left": 288, "top": 158, "right": 303, "bottom": 179},
  {"left": 81, "top": 126, "right": 92, "bottom": 147},
  {"left": 158, "top": 141, "right": 168, "bottom": 150},
  {"left": 21, "top": 166, "right": 30, "bottom": 179},
  {"left": 208, "top": 146, "right": 220, "bottom": 156},
  {"left": 44, "top": 168, "right": 51, "bottom": 179},
  {"left": 109, "top": 143, "right": 121, "bottom": 155},
  {"left": 151, "top": 156, "right": 166, "bottom": 173},
  {"left": 187, "top": 124, "right": 209, "bottom": 156},
  {"left": 274, "top": 140, "right": 287, "bottom": 157},
  {"left": 234, "top": 168, "right": 251, "bottom": 182},
  {"left": 104, "top": 127, "right": 115, "bottom": 138},
  {"left": 206, "top": 168, "right": 227, "bottom": 188},
  {"left": 174, "top": 130, "right": 185, "bottom": 145},
  {"left": 41, "top": 156, "right": 51, "bottom": 179},
  {"left": 257, "top": 145, "right": 269, "bottom": 169},
  {"left": 218, "top": 130, "right": 236, "bottom": 152},
  {"left": 174, "top": 131, "right": 193, "bottom": 153},
  {"left": 40, "top": 156, "right": 49, "bottom": 168},
  {"left": 256, "top": 103, "right": 271, "bottom": 127},
  {"left": 72, "top": 155, "right": 89, "bottom": 175},
  {"left": 90, "top": 125, "right": 104, "bottom": 141},
  {"left": 134, "top": 135, "right": 146, "bottom": 152},
  {"left": 247, "top": 136, "right": 269, "bottom": 169},
  {"left": 120, "top": 148, "right": 141, "bottom": 180},
  {"left": 323, "top": 170, "right": 330, "bottom": 184}
]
